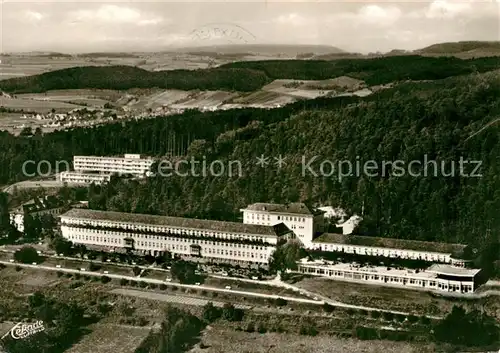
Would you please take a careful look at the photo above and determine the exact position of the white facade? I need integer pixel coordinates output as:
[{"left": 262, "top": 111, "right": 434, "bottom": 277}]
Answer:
[
  {"left": 240, "top": 203, "right": 325, "bottom": 248},
  {"left": 296, "top": 259, "right": 479, "bottom": 293},
  {"left": 312, "top": 241, "right": 455, "bottom": 263},
  {"left": 60, "top": 209, "right": 291, "bottom": 266},
  {"left": 59, "top": 172, "right": 111, "bottom": 185},
  {"left": 73, "top": 154, "right": 155, "bottom": 178},
  {"left": 10, "top": 201, "right": 64, "bottom": 233}
]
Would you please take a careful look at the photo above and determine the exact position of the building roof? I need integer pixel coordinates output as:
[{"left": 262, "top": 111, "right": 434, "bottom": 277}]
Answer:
[
  {"left": 427, "top": 264, "right": 481, "bottom": 277},
  {"left": 242, "top": 202, "right": 324, "bottom": 216},
  {"left": 313, "top": 233, "right": 467, "bottom": 255},
  {"left": 60, "top": 208, "right": 290, "bottom": 237},
  {"left": 12, "top": 196, "right": 64, "bottom": 214}
]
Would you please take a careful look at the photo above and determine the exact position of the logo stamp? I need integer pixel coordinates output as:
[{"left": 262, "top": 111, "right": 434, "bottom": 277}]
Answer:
[{"left": 9, "top": 321, "right": 45, "bottom": 340}]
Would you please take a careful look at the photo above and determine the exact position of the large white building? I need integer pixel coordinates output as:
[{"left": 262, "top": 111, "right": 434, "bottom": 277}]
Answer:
[
  {"left": 240, "top": 202, "right": 326, "bottom": 248},
  {"left": 59, "top": 208, "right": 293, "bottom": 266},
  {"left": 73, "top": 154, "right": 155, "bottom": 178},
  {"left": 296, "top": 258, "right": 480, "bottom": 294},
  {"left": 10, "top": 196, "right": 66, "bottom": 232}
]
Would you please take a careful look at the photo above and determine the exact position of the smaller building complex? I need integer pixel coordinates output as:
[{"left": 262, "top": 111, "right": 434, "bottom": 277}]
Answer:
[
  {"left": 296, "top": 258, "right": 481, "bottom": 294},
  {"left": 73, "top": 154, "right": 155, "bottom": 177},
  {"left": 59, "top": 172, "right": 111, "bottom": 185},
  {"left": 60, "top": 208, "right": 293, "bottom": 266},
  {"left": 10, "top": 196, "right": 66, "bottom": 232},
  {"left": 59, "top": 154, "right": 155, "bottom": 185}
]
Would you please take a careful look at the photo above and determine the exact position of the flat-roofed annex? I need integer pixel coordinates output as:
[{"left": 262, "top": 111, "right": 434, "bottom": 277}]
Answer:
[
  {"left": 60, "top": 208, "right": 291, "bottom": 237},
  {"left": 313, "top": 233, "right": 467, "bottom": 255}
]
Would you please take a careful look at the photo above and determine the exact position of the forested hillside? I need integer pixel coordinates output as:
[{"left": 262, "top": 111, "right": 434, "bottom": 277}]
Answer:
[
  {"left": 1, "top": 70, "right": 499, "bottom": 249},
  {"left": 1, "top": 55, "right": 500, "bottom": 93}
]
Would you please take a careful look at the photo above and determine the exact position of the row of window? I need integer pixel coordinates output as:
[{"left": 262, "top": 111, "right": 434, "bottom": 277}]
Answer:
[
  {"left": 318, "top": 244, "right": 449, "bottom": 261},
  {"left": 65, "top": 232, "right": 271, "bottom": 252},
  {"left": 245, "top": 212, "right": 308, "bottom": 223},
  {"left": 63, "top": 223, "right": 268, "bottom": 243},
  {"left": 299, "top": 266, "right": 474, "bottom": 292}
]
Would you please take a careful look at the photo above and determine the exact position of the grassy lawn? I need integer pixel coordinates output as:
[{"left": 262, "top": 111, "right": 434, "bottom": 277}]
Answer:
[
  {"left": 187, "top": 325, "right": 435, "bottom": 353},
  {"left": 64, "top": 323, "right": 151, "bottom": 353},
  {"left": 289, "top": 275, "right": 500, "bottom": 318},
  {"left": 290, "top": 275, "right": 455, "bottom": 316}
]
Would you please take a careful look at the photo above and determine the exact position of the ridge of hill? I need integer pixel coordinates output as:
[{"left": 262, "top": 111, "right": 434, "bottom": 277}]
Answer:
[{"left": 1, "top": 55, "right": 500, "bottom": 94}]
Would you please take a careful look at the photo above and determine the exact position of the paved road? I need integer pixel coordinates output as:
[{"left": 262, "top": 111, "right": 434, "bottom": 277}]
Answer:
[{"left": 0, "top": 260, "right": 322, "bottom": 305}]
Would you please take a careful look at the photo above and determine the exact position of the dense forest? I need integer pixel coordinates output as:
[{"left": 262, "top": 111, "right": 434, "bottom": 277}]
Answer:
[
  {"left": 0, "top": 58, "right": 499, "bottom": 251},
  {"left": 1, "top": 55, "right": 500, "bottom": 93}
]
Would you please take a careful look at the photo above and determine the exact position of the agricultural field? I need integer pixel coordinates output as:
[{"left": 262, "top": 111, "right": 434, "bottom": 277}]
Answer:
[
  {"left": 170, "top": 90, "right": 239, "bottom": 109},
  {"left": 64, "top": 323, "right": 152, "bottom": 353},
  {"left": 231, "top": 90, "right": 297, "bottom": 106},
  {"left": 0, "top": 96, "right": 80, "bottom": 112},
  {"left": 261, "top": 77, "right": 368, "bottom": 99},
  {"left": 188, "top": 325, "right": 434, "bottom": 353}
]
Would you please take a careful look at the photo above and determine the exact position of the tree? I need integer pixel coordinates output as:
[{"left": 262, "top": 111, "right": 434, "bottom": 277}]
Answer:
[
  {"left": 170, "top": 261, "right": 197, "bottom": 284},
  {"left": 274, "top": 297, "right": 287, "bottom": 307},
  {"left": 433, "top": 305, "right": 499, "bottom": 346},
  {"left": 132, "top": 266, "right": 141, "bottom": 276},
  {"left": 29, "top": 291, "right": 46, "bottom": 308},
  {"left": 202, "top": 302, "right": 221, "bottom": 323},
  {"left": 50, "top": 236, "right": 73, "bottom": 256},
  {"left": 269, "top": 242, "right": 308, "bottom": 274},
  {"left": 14, "top": 246, "right": 41, "bottom": 264}
]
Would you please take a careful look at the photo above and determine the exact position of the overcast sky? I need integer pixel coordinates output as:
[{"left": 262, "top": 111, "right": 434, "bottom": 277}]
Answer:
[{"left": 1, "top": 0, "right": 499, "bottom": 53}]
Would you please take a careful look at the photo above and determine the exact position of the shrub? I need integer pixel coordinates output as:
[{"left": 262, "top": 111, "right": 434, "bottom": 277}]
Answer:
[
  {"left": 138, "top": 281, "right": 147, "bottom": 288},
  {"left": 202, "top": 302, "right": 221, "bottom": 323},
  {"left": 56, "top": 271, "right": 63, "bottom": 277},
  {"left": 245, "top": 322, "right": 255, "bottom": 332},
  {"left": 159, "top": 284, "right": 167, "bottom": 290},
  {"left": 394, "top": 314, "right": 406, "bottom": 322},
  {"left": 257, "top": 323, "right": 267, "bottom": 334},
  {"left": 358, "top": 309, "right": 368, "bottom": 316},
  {"left": 149, "top": 283, "right": 157, "bottom": 289},
  {"left": 100, "top": 276, "right": 111, "bottom": 284},
  {"left": 14, "top": 247, "right": 40, "bottom": 264},
  {"left": 84, "top": 275, "right": 91, "bottom": 281},
  {"left": 120, "top": 278, "right": 129, "bottom": 286},
  {"left": 65, "top": 273, "right": 73, "bottom": 278},
  {"left": 420, "top": 316, "right": 431, "bottom": 325},
  {"left": 323, "top": 303, "right": 335, "bottom": 313},
  {"left": 407, "top": 315, "right": 419, "bottom": 323},
  {"left": 370, "top": 311, "right": 381, "bottom": 319},
  {"left": 88, "top": 262, "right": 101, "bottom": 271},
  {"left": 171, "top": 286, "right": 178, "bottom": 291},
  {"left": 382, "top": 312, "right": 394, "bottom": 321},
  {"left": 15, "top": 266, "right": 22, "bottom": 272},
  {"left": 132, "top": 266, "right": 141, "bottom": 276},
  {"left": 222, "top": 303, "right": 236, "bottom": 321},
  {"left": 275, "top": 297, "right": 287, "bottom": 307},
  {"left": 346, "top": 308, "right": 356, "bottom": 316},
  {"left": 74, "top": 273, "right": 81, "bottom": 280}
]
